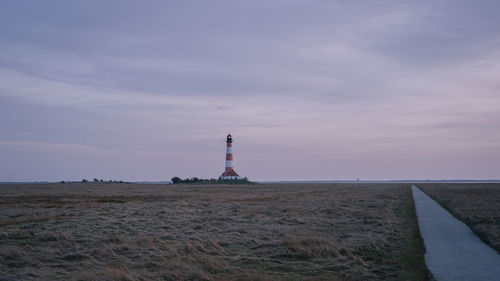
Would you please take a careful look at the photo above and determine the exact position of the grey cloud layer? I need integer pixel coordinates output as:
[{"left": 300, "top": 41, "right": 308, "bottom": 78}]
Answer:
[{"left": 1, "top": 0, "right": 499, "bottom": 180}]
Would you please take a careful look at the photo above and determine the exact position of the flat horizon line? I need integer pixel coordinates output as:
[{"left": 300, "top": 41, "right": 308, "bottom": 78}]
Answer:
[{"left": 1, "top": 179, "right": 500, "bottom": 184}]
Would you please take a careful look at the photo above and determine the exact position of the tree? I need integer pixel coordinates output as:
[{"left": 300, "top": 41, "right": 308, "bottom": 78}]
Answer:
[{"left": 171, "top": 177, "right": 182, "bottom": 184}]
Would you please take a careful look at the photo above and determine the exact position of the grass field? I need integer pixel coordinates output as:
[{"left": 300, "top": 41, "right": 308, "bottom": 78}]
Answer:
[
  {"left": 418, "top": 183, "right": 500, "bottom": 253},
  {"left": 0, "top": 183, "right": 427, "bottom": 281}
]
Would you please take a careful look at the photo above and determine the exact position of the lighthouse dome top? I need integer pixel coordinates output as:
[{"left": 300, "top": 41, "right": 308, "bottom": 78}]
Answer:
[{"left": 226, "top": 134, "right": 232, "bottom": 142}]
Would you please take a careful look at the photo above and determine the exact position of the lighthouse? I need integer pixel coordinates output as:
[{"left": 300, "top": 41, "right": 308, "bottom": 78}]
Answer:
[{"left": 219, "top": 134, "right": 242, "bottom": 180}]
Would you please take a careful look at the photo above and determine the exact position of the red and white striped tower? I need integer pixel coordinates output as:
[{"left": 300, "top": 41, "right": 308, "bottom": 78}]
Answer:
[
  {"left": 219, "top": 134, "right": 241, "bottom": 180},
  {"left": 225, "top": 134, "right": 234, "bottom": 172}
]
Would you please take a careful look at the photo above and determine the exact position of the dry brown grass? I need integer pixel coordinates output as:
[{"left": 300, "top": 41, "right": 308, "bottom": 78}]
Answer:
[
  {"left": 419, "top": 183, "right": 500, "bottom": 252},
  {"left": 0, "top": 214, "right": 59, "bottom": 227},
  {"left": 0, "top": 183, "right": 426, "bottom": 280}
]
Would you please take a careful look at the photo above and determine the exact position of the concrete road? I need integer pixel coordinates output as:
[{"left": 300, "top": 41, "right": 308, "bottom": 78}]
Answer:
[{"left": 412, "top": 185, "right": 500, "bottom": 281}]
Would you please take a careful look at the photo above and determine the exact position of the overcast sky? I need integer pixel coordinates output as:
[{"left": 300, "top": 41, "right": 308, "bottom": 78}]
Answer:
[{"left": 1, "top": 0, "right": 499, "bottom": 181}]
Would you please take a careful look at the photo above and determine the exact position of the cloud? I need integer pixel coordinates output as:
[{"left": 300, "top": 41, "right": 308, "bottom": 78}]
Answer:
[{"left": 1, "top": 0, "right": 500, "bottom": 180}]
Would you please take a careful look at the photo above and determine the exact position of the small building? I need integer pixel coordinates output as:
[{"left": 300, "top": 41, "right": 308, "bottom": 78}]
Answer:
[{"left": 219, "top": 168, "right": 242, "bottom": 180}]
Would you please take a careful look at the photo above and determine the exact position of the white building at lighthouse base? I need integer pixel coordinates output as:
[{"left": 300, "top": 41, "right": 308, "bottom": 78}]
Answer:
[{"left": 219, "top": 169, "right": 242, "bottom": 180}]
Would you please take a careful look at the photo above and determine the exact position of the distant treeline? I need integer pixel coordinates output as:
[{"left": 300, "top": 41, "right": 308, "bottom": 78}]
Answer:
[
  {"left": 171, "top": 177, "right": 217, "bottom": 184},
  {"left": 56, "top": 177, "right": 254, "bottom": 185},
  {"left": 60, "top": 179, "right": 128, "bottom": 184},
  {"left": 171, "top": 177, "right": 250, "bottom": 184}
]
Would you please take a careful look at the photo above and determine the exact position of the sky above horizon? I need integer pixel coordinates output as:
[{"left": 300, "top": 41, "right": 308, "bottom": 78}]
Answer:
[{"left": 1, "top": 0, "right": 500, "bottom": 181}]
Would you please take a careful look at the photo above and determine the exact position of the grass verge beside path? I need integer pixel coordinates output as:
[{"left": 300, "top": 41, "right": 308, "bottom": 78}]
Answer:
[{"left": 398, "top": 186, "right": 429, "bottom": 281}]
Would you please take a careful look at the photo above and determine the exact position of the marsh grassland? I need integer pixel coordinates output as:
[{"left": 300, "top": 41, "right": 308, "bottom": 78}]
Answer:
[
  {"left": 419, "top": 183, "right": 500, "bottom": 252},
  {"left": 0, "top": 183, "right": 426, "bottom": 280}
]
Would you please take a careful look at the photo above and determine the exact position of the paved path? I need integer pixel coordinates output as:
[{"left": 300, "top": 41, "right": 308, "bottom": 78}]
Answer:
[{"left": 411, "top": 185, "right": 500, "bottom": 281}]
